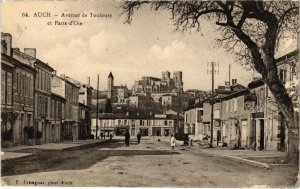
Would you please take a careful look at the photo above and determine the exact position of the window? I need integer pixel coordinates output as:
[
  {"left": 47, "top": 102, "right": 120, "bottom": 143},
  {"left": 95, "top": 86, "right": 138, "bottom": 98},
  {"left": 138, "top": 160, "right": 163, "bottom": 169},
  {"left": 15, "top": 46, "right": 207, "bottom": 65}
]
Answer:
[
  {"left": 226, "top": 101, "right": 229, "bottom": 113},
  {"left": 16, "top": 73, "right": 19, "bottom": 94},
  {"left": 41, "top": 71, "right": 45, "bottom": 90},
  {"left": 30, "top": 75, "right": 34, "bottom": 97},
  {"left": 1, "top": 70, "right": 6, "bottom": 104},
  {"left": 233, "top": 99, "right": 237, "bottom": 112},
  {"left": 164, "top": 121, "right": 168, "bottom": 126},
  {"left": 6, "top": 72, "right": 12, "bottom": 105}
]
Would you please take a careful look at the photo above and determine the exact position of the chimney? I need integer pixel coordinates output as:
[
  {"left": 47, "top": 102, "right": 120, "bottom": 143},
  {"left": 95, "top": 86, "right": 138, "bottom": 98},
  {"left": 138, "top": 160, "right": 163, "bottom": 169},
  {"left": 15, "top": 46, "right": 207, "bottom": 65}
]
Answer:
[
  {"left": 232, "top": 79, "right": 237, "bottom": 85},
  {"left": 1, "top": 33, "right": 12, "bottom": 56},
  {"left": 13, "top": 48, "right": 20, "bottom": 52},
  {"left": 225, "top": 81, "right": 230, "bottom": 90},
  {"left": 24, "top": 48, "right": 36, "bottom": 58},
  {"left": 87, "top": 77, "right": 90, "bottom": 87},
  {"left": 60, "top": 74, "right": 65, "bottom": 79}
]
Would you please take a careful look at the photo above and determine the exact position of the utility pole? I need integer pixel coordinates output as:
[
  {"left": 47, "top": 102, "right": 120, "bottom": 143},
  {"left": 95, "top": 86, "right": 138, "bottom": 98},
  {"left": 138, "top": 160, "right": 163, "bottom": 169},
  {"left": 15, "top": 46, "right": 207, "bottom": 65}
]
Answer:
[
  {"left": 229, "top": 63, "right": 231, "bottom": 85},
  {"left": 96, "top": 74, "right": 99, "bottom": 139},
  {"left": 207, "top": 62, "right": 219, "bottom": 148}
]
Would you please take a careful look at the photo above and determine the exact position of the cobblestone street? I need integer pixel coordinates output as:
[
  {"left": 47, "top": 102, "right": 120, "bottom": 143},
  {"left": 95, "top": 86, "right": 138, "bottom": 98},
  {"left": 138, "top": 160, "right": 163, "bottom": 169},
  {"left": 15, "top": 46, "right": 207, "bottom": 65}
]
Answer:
[{"left": 1, "top": 137, "right": 298, "bottom": 187}]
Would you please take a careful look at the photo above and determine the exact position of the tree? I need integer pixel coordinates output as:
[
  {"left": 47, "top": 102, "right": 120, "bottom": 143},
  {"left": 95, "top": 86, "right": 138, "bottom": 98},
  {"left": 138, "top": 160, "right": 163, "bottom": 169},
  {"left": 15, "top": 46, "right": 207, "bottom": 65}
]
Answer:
[
  {"left": 121, "top": 1, "right": 299, "bottom": 162},
  {"left": 105, "top": 99, "right": 113, "bottom": 113},
  {"left": 1, "top": 108, "right": 19, "bottom": 141}
]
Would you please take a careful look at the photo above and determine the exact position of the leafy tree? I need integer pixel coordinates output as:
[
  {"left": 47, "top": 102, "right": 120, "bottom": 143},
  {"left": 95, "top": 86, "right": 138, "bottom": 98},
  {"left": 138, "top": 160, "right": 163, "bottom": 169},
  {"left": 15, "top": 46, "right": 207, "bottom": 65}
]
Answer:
[
  {"left": 1, "top": 109, "right": 19, "bottom": 141},
  {"left": 121, "top": 1, "right": 299, "bottom": 162}
]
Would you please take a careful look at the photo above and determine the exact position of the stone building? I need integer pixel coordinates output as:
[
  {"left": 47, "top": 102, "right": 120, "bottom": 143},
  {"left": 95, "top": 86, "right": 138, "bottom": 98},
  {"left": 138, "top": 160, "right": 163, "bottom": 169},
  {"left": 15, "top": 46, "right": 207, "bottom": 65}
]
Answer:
[
  {"left": 184, "top": 100, "right": 203, "bottom": 136},
  {"left": 132, "top": 71, "right": 184, "bottom": 95},
  {"left": 95, "top": 113, "right": 177, "bottom": 138},
  {"left": 107, "top": 72, "right": 129, "bottom": 103},
  {"left": 1, "top": 33, "right": 36, "bottom": 146},
  {"left": 63, "top": 76, "right": 80, "bottom": 141},
  {"left": 50, "top": 74, "right": 67, "bottom": 143},
  {"left": 78, "top": 79, "right": 93, "bottom": 139},
  {"left": 32, "top": 58, "right": 55, "bottom": 144},
  {"left": 11, "top": 48, "right": 36, "bottom": 145}
]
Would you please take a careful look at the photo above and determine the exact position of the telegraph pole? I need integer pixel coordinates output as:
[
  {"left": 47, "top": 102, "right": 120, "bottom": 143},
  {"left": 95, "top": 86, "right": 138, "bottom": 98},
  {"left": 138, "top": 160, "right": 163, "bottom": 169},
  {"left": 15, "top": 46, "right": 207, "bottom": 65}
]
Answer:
[
  {"left": 207, "top": 62, "right": 219, "bottom": 148},
  {"left": 229, "top": 63, "right": 231, "bottom": 85},
  {"left": 210, "top": 62, "right": 214, "bottom": 148},
  {"left": 96, "top": 74, "right": 99, "bottom": 139}
]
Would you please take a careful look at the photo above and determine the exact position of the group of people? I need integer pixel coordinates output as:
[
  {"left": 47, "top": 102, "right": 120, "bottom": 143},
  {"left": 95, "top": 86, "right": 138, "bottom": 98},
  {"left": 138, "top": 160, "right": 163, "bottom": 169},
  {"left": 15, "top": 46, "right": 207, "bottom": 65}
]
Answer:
[
  {"left": 124, "top": 130, "right": 177, "bottom": 150},
  {"left": 124, "top": 130, "right": 142, "bottom": 147},
  {"left": 100, "top": 132, "right": 113, "bottom": 140}
]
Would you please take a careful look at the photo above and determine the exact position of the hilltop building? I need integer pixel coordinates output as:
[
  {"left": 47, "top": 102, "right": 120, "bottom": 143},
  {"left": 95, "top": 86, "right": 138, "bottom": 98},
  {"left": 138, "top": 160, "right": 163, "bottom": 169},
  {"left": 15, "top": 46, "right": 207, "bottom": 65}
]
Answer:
[{"left": 132, "top": 71, "right": 183, "bottom": 95}]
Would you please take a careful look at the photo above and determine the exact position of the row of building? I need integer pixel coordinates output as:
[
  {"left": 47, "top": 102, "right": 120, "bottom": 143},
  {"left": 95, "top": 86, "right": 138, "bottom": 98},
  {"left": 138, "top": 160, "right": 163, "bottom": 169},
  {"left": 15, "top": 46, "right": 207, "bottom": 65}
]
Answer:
[
  {"left": 1, "top": 33, "right": 93, "bottom": 147},
  {"left": 91, "top": 112, "right": 183, "bottom": 138},
  {"left": 184, "top": 50, "right": 299, "bottom": 152}
]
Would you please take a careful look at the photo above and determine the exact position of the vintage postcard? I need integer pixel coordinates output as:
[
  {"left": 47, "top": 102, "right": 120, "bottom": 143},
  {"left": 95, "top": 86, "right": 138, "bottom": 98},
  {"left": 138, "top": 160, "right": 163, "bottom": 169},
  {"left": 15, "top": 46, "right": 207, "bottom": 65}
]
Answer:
[{"left": 1, "top": 0, "right": 299, "bottom": 188}]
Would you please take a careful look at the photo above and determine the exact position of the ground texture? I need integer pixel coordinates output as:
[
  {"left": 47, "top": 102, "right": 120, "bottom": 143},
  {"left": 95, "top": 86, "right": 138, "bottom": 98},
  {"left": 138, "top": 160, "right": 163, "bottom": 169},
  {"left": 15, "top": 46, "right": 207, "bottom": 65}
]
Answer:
[{"left": 1, "top": 137, "right": 299, "bottom": 187}]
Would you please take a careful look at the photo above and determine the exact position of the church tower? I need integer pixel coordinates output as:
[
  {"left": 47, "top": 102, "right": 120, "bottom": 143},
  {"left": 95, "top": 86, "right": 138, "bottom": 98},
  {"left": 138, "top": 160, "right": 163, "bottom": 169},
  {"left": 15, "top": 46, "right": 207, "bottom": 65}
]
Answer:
[{"left": 107, "top": 72, "right": 114, "bottom": 99}]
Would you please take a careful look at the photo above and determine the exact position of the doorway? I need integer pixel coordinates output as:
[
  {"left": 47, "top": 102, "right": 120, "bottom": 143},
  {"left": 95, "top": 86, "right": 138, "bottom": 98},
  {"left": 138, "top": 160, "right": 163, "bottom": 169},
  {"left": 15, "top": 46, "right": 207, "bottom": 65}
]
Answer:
[
  {"left": 259, "top": 119, "right": 264, "bottom": 150},
  {"left": 217, "top": 130, "right": 221, "bottom": 146}
]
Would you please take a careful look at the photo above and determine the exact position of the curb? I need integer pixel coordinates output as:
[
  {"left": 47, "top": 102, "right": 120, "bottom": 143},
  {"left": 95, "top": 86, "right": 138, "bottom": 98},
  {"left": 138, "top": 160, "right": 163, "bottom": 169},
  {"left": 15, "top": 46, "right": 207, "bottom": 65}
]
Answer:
[
  {"left": 222, "top": 155, "right": 270, "bottom": 169},
  {"left": 198, "top": 150, "right": 270, "bottom": 169},
  {"left": 62, "top": 139, "right": 117, "bottom": 151}
]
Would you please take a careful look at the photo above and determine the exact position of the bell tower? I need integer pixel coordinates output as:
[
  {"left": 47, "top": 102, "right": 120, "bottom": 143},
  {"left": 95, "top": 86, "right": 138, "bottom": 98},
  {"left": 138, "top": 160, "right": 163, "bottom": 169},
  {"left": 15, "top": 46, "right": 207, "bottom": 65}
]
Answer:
[{"left": 107, "top": 72, "right": 114, "bottom": 99}]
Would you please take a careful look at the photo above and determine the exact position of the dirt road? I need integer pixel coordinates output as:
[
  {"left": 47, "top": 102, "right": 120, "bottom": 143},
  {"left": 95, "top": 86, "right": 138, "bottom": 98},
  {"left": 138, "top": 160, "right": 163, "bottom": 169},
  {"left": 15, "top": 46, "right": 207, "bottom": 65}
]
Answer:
[{"left": 1, "top": 137, "right": 298, "bottom": 187}]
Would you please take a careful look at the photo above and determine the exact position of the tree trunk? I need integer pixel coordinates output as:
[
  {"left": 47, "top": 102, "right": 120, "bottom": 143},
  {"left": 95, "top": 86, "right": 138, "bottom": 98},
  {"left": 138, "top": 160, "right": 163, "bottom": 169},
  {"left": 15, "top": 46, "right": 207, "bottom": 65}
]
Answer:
[
  {"left": 286, "top": 114, "right": 299, "bottom": 163},
  {"left": 265, "top": 74, "right": 299, "bottom": 163}
]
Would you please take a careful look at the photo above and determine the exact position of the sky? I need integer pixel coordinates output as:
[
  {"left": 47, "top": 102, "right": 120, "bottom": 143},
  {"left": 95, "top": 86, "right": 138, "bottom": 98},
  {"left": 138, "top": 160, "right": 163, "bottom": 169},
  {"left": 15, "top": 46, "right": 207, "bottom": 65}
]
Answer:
[{"left": 1, "top": 1, "right": 297, "bottom": 91}]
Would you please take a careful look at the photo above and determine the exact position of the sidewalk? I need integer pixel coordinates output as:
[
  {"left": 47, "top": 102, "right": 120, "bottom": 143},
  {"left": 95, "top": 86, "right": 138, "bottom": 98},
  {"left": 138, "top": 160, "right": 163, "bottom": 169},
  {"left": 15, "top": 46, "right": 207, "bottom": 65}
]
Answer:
[
  {"left": 1, "top": 139, "right": 111, "bottom": 161},
  {"left": 197, "top": 147, "right": 287, "bottom": 169},
  {"left": 157, "top": 136, "right": 287, "bottom": 169}
]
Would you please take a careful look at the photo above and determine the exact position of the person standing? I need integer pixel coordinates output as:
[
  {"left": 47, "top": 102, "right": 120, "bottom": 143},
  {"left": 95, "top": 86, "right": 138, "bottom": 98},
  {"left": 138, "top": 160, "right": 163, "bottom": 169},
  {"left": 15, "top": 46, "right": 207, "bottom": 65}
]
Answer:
[
  {"left": 125, "top": 130, "right": 130, "bottom": 147},
  {"left": 100, "top": 132, "right": 103, "bottom": 140},
  {"left": 170, "top": 134, "right": 176, "bottom": 150},
  {"left": 137, "top": 132, "right": 141, "bottom": 144}
]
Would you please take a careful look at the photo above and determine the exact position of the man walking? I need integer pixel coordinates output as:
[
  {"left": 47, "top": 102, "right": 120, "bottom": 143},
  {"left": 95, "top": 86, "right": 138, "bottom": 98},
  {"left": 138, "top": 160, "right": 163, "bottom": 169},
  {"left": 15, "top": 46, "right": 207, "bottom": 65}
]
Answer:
[
  {"left": 137, "top": 132, "right": 141, "bottom": 144},
  {"left": 125, "top": 130, "right": 130, "bottom": 147}
]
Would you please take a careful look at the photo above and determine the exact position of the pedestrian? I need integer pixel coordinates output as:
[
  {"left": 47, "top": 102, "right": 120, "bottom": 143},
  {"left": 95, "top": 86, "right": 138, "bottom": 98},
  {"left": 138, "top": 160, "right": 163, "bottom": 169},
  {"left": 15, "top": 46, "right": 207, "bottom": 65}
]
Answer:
[
  {"left": 109, "top": 132, "right": 113, "bottom": 140},
  {"left": 125, "top": 130, "right": 130, "bottom": 147},
  {"left": 137, "top": 132, "right": 141, "bottom": 144},
  {"left": 100, "top": 132, "right": 103, "bottom": 140},
  {"left": 189, "top": 135, "right": 193, "bottom": 147},
  {"left": 170, "top": 134, "right": 176, "bottom": 150}
]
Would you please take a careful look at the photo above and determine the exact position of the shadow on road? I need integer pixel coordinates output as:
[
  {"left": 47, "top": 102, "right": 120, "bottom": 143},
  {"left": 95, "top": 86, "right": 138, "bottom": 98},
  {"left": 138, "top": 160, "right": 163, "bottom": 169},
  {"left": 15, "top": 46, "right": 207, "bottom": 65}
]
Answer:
[{"left": 2, "top": 140, "right": 179, "bottom": 177}]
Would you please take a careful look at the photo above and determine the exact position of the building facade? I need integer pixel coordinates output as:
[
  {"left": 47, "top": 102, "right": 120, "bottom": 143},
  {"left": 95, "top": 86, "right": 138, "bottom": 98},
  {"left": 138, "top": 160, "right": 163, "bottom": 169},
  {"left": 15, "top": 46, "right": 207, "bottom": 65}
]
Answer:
[
  {"left": 63, "top": 76, "right": 80, "bottom": 141},
  {"left": 51, "top": 75, "right": 67, "bottom": 143},
  {"left": 95, "top": 113, "right": 176, "bottom": 138},
  {"left": 1, "top": 33, "right": 36, "bottom": 146},
  {"left": 132, "top": 71, "right": 184, "bottom": 94},
  {"left": 78, "top": 81, "right": 93, "bottom": 139},
  {"left": 32, "top": 58, "right": 54, "bottom": 144}
]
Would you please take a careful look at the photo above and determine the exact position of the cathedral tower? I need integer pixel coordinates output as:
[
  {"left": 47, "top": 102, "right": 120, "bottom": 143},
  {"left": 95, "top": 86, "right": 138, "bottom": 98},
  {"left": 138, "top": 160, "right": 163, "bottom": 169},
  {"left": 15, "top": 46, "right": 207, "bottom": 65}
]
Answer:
[{"left": 107, "top": 72, "right": 114, "bottom": 99}]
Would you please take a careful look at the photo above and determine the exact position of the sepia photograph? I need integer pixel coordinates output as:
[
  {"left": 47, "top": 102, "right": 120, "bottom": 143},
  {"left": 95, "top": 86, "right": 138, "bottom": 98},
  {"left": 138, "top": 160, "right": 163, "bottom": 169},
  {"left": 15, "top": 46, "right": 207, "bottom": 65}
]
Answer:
[{"left": 1, "top": 0, "right": 299, "bottom": 188}]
